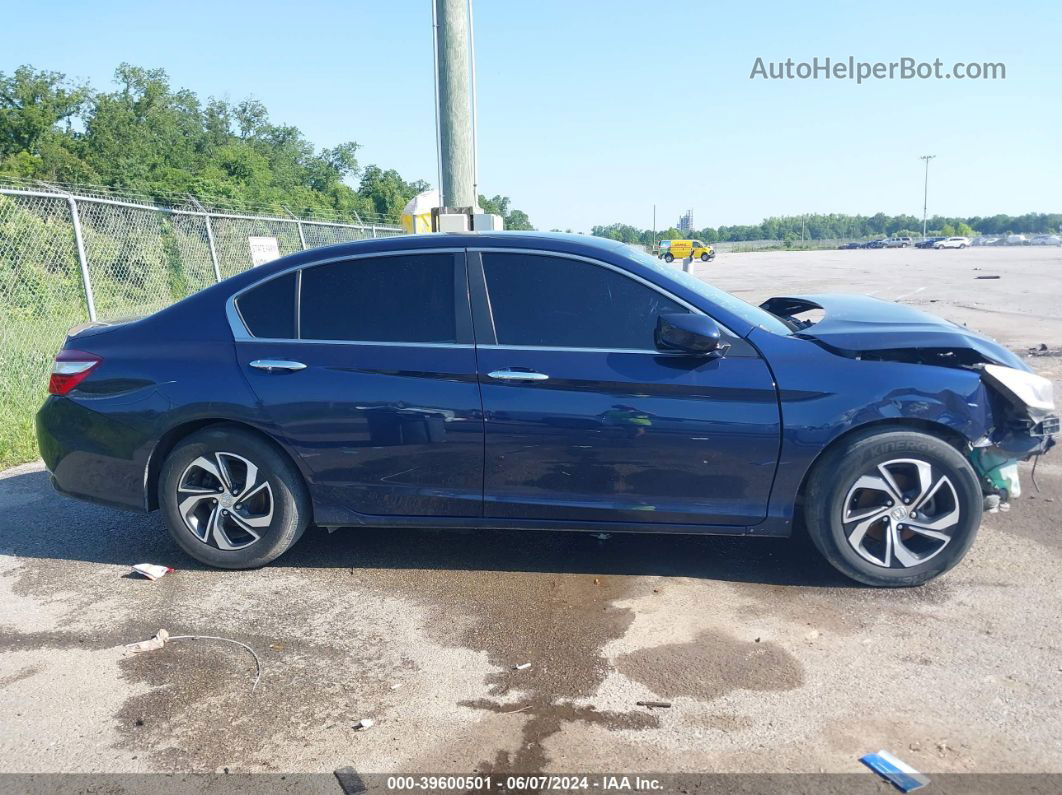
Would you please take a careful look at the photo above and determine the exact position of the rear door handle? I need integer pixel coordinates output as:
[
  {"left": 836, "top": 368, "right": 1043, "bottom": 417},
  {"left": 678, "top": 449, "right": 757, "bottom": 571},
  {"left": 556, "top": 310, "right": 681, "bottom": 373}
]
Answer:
[
  {"left": 249, "top": 359, "right": 307, "bottom": 373},
  {"left": 487, "top": 368, "right": 549, "bottom": 382}
]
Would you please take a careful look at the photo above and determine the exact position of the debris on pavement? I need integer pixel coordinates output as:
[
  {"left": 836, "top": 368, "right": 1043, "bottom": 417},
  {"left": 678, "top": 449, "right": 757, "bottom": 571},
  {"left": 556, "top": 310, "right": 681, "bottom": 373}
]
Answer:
[
  {"left": 122, "top": 629, "right": 263, "bottom": 692},
  {"left": 353, "top": 718, "right": 375, "bottom": 730},
  {"left": 974, "top": 275, "right": 1001, "bottom": 279},
  {"left": 131, "top": 563, "right": 173, "bottom": 580},
  {"left": 334, "top": 767, "right": 367, "bottom": 795},
  {"left": 512, "top": 662, "right": 532, "bottom": 670},
  {"left": 503, "top": 704, "right": 532, "bottom": 714},
  {"left": 125, "top": 628, "right": 169, "bottom": 653},
  {"left": 860, "top": 750, "right": 930, "bottom": 792},
  {"left": 1027, "top": 343, "right": 1060, "bottom": 358},
  {"left": 636, "top": 700, "right": 672, "bottom": 709}
]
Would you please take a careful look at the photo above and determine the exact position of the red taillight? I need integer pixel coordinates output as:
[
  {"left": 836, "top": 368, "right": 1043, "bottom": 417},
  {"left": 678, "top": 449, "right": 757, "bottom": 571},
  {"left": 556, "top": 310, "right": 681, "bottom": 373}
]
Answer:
[{"left": 48, "top": 350, "right": 102, "bottom": 395}]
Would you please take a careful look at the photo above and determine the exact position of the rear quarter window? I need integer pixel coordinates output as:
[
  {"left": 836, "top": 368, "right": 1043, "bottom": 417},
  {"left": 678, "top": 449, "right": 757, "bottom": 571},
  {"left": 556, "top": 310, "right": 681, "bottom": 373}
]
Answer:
[{"left": 236, "top": 272, "right": 296, "bottom": 339}]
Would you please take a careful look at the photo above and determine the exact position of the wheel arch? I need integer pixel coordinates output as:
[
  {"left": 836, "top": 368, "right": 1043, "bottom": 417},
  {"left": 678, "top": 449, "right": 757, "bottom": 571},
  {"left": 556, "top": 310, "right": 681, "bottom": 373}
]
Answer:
[
  {"left": 145, "top": 418, "right": 311, "bottom": 513},
  {"left": 791, "top": 417, "right": 970, "bottom": 521}
]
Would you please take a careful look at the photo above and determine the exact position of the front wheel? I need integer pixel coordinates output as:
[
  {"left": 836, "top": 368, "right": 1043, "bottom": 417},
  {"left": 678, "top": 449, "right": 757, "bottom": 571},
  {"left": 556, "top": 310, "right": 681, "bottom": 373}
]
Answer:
[
  {"left": 159, "top": 426, "right": 311, "bottom": 569},
  {"left": 700, "top": 252, "right": 710, "bottom": 262},
  {"left": 664, "top": 253, "right": 674, "bottom": 263},
  {"left": 804, "top": 429, "right": 983, "bottom": 586}
]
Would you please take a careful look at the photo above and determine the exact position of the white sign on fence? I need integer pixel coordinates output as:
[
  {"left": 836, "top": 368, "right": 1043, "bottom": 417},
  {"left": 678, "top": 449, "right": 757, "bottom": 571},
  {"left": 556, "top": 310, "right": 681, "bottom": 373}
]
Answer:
[{"left": 248, "top": 236, "right": 281, "bottom": 266}]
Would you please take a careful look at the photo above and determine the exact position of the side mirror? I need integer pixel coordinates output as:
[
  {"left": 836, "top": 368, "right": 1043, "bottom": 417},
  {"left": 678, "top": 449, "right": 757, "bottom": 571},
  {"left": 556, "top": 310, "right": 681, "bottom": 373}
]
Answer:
[{"left": 654, "top": 313, "right": 728, "bottom": 357}]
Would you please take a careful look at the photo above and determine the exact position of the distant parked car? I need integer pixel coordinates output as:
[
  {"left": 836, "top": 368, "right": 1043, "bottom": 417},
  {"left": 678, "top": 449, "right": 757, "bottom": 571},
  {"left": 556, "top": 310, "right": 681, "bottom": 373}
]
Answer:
[
  {"left": 865, "top": 239, "right": 888, "bottom": 249},
  {"left": 839, "top": 241, "right": 863, "bottom": 250},
  {"left": 971, "top": 236, "right": 1001, "bottom": 247},
  {"left": 884, "top": 236, "right": 913, "bottom": 248},
  {"left": 935, "top": 237, "right": 969, "bottom": 249},
  {"left": 1030, "top": 234, "right": 1062, "bottom": 246},
  {"left": 916, "top": 237, "right": 945, "bottom": 249},
  {"left": 1006, "top": 234, "right": 1029, "bottom": 246}
]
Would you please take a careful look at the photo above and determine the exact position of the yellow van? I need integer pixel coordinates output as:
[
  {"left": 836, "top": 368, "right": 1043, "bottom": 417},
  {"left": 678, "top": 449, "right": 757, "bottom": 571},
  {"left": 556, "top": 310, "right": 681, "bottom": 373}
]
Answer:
[{"left": 659, "top": 239, "right": 715, "bottom": 263}]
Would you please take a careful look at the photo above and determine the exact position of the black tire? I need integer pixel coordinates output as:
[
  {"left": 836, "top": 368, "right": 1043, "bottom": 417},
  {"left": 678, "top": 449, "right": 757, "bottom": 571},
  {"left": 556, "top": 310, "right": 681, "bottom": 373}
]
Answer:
[
  {"left": 159, "top": 425, "right": 311, "bottom": 569},
  {"left": 700, "top": 252, "right": 710, "bottom": 261},
  {"left": 804, "top": 428, "right": 982, "bottom": 587},
  {"left": 664, "top": 253, "right": 674, "bottom": 263}
]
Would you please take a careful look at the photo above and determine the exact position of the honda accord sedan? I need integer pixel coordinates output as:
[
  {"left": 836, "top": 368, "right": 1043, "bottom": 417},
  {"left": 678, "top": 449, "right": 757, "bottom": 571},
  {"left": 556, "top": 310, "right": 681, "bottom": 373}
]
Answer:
[{"left": 37, "top": 233, "right": 1057, "bottom": 586}]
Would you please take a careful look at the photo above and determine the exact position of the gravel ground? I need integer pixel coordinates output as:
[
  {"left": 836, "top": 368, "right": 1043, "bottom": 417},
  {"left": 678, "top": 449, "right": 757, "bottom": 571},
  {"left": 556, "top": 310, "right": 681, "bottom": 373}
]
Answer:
[{"left": 0, "top": 245, "right": 1060, "bottom": 784}]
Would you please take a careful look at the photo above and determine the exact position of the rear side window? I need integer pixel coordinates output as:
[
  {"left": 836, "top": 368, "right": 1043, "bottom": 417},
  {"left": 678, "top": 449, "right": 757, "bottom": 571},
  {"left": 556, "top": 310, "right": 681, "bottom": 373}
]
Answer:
[
  {"left": 482, "top": 253, "right": 688, "bottom": 349},
  {"left": 236, "top": 272, "right": 296, "bottom": 339},
  {"left": 300, "top": 254, "right": 457, "bottom": 343}
]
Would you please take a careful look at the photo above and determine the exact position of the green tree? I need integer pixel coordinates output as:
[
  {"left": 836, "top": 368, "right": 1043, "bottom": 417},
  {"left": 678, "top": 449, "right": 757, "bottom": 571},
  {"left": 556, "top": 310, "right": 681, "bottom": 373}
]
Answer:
[
  {"left": 1, "top": 62, "right": 532, "bottom": 227},
  {"left": 359, "top": 165, "right": 430, "bottom": 219},
  {"left": 479, "top": 194, "right": 534, "bottom": 230}
]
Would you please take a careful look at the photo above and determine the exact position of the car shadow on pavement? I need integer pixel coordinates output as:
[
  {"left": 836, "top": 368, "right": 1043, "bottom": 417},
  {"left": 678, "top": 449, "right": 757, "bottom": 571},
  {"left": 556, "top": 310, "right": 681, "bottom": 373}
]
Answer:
[{"left": 0, "top": 467, "right": 853, "bottom": 588}]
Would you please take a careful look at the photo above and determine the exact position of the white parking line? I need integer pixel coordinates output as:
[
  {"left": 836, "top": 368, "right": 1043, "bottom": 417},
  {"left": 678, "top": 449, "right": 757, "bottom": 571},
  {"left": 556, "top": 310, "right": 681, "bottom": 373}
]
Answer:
[{"left": 894, "top": 286, "right": 926, "bottom": 301}]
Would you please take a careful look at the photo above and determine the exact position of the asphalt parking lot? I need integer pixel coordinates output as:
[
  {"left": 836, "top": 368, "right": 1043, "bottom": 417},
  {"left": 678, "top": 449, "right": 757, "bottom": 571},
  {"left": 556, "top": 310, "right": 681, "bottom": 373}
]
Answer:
[{"left": 1, "top": 246, "right": 1060, "bottom": 782}]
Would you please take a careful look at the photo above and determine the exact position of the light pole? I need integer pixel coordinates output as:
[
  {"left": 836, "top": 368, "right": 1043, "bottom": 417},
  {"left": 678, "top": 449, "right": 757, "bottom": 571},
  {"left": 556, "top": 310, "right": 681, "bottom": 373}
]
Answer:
[
  {"left": 920, "top": 155, "right": 935, "bottom": 238},
  {"left": 433, "top": 0, "right": 477, "bottom": 210}
]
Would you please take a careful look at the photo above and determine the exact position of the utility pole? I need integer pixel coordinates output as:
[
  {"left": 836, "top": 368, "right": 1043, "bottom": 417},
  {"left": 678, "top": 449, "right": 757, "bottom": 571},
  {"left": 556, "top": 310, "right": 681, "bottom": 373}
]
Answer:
[
  {"left": 920, "top": 155, "right": 936, "bottom": 238},
  {"left": 652, "top": 204, "right": 656, "bottom": 252},
  {"left": 433, "top": 0, "right": 477, "bottom": 210}
]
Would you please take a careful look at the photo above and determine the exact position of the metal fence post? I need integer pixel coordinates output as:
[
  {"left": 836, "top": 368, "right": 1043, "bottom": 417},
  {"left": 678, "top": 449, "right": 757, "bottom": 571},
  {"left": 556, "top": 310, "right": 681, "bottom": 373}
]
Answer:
[
  {"left": 189, "top": 196, "right": 222, "bottom": 282},
  {"left": 283, "top": 206, "right": 307, "bottom": 250},
  {"left": 203, "top": 213, "right": 222, "bottom": 282},
  {"left": 66, "top": 196, "right": 97, "bottom": 322},
  {"left": 371, "top": 224, "right": 377, "bottom": 238}
]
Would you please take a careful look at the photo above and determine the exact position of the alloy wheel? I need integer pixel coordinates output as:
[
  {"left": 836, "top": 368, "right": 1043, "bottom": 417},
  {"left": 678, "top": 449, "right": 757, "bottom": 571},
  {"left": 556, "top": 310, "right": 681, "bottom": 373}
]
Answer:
[
  {"left": 841, "top": 458, "right": 961, "bottom": 568},
  {"left": 176, "top": 452, "right": 274, "bottom": 550}
]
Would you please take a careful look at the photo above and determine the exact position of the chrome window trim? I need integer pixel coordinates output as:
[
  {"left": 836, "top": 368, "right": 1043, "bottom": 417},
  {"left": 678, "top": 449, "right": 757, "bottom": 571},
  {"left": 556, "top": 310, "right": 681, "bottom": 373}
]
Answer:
[
  {"left": 232, "top": 336, "right": 474, "bottom": 350},
  {"left": 226, "top": 245, "right": 745, "bottom": 355},
  {"left": 477, "top": 343, "right": 696, "bottom": 356},
  {"left": 227, "top": 247, "right": 467, "bottom": 342}
]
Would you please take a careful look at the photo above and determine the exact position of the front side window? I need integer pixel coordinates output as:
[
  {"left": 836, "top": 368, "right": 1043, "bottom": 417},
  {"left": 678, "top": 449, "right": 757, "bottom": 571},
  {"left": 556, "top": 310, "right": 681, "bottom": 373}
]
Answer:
[
  {"left": 482, "top": 252, "right": 687, "bottom": 350},
  {"left": 300, "top": 254, "right": 456, "bottom": 343},
  {"left": 236, "top": 272, "right": 296, "bottom": 338}
]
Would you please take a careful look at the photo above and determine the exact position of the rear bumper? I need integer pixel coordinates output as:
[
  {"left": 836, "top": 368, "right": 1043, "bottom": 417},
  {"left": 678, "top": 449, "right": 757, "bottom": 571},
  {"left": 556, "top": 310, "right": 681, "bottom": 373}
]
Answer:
[{"left": 36, "top": 396, "right": 152, "bottom": 512}]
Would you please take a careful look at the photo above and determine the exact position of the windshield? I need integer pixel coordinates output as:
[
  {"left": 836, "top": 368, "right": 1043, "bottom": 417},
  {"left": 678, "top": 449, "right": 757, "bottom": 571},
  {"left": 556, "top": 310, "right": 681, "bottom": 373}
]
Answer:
[{"left": 625, "top": 246, "right": 792, "bottom": 335}]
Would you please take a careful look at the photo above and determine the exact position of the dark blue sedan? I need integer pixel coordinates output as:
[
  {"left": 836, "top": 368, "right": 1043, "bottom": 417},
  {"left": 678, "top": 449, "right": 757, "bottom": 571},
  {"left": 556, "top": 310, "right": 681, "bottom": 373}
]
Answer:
[{"left": 36, "top": 233, "right": 1057, "bottom": 586}]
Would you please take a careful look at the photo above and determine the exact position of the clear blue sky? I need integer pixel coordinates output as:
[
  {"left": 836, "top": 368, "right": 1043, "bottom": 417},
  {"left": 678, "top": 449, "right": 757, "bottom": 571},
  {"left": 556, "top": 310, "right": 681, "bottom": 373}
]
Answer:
[{"left": 5, "top": 0, "right": 1060, "bottom": 231}]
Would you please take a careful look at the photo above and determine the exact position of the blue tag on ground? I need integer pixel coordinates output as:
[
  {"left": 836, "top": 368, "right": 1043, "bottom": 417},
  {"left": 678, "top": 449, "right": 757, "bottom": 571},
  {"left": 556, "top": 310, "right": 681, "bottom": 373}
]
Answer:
[{"left": 860, "top": 750, "right": 930, "bottom": 792}]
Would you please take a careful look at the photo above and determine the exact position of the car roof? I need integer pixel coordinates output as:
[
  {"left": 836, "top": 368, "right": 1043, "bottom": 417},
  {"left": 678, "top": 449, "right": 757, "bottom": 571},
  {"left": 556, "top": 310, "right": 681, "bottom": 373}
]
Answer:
[{"left": 277, "top": 231, "right": 635, "bottom": 267}]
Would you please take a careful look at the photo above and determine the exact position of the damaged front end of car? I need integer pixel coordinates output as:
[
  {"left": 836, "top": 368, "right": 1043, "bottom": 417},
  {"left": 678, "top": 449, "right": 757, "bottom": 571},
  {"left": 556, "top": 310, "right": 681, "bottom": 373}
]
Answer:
[
  {"left": 970, "top": 364, "right": 1058, "bottom": 509},
  {"left": 761, "top": 294, "right": 1059, "bottom": 511}
]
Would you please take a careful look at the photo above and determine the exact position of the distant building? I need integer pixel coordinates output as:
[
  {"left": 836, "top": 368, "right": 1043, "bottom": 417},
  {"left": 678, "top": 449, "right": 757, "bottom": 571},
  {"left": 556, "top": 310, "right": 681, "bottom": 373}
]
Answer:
[{"left": 677, "top": 210, "right": 693, "bottom": 233}]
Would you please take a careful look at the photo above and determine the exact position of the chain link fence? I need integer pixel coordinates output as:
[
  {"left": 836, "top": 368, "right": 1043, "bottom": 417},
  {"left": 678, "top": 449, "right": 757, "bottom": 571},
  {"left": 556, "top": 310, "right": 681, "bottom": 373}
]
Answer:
[{"left": 0, "top": 183, "right": 403, "bottom": 467}]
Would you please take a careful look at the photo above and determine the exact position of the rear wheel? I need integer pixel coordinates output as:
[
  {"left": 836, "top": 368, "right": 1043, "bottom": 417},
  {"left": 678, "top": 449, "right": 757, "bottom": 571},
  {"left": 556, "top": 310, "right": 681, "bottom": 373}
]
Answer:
[
  {"left": 159, "top": 426, "right": 310, "bottom": 569},
  {"left": 804, "top": 429, "right": 982, "bottom": 586}
]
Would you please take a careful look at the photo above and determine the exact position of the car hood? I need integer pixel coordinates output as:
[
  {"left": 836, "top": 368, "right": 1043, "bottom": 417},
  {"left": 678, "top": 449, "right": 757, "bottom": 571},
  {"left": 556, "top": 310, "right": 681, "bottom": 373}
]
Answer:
[{"left": 760, "top": 293, "right": 1028, "bottom": 371}]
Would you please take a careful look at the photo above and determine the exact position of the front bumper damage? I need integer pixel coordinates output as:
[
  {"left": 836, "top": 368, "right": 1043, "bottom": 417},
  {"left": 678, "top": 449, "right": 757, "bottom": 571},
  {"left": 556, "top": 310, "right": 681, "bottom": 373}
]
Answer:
[
  {"left": 757, "top": 293, "right": 1058, "bottom": 514},
  {"left": 969, "top": 368, "right": 1058, "bottom": 511}
]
